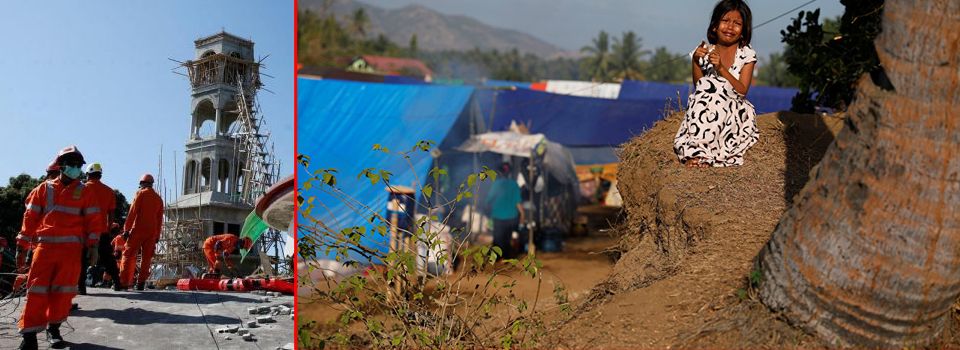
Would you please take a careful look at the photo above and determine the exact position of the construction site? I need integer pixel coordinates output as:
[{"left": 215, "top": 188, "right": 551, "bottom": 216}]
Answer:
[{"left": 0, "top": 31, "right": 295, "bottom": 349}]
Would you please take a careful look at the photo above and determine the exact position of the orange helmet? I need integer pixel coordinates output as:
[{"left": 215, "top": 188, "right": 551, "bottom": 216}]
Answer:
[
  {"left": 46, "top": 161, "right": 60, "bottom": 173},
  {"left": 140, "top": 173, "right": 155, "bottom": 183},
  {"left": 55, "top": 146, "right": 85, "bottom": 165}
]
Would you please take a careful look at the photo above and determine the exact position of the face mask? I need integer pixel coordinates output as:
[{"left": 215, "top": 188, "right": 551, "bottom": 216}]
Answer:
[{"left": 63, "top": 165, "right": 83, "bottom": 179}]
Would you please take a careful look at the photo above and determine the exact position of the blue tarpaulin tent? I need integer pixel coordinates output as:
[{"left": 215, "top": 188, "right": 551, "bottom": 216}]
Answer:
[
  {"left": 619, "top": 79, "right": 799, "bottom": 114},
  {"left": 619, "top": 80, "right": 693, "bottom": 106},
  {"left": 483, "top": 79, "right": 532, "bottom": 90},
  {"left": 473, "top": 88, "right": 667, "bottom": 147},
  {"left": 297, "top": 78, "right": 475, "bottom": 258}
]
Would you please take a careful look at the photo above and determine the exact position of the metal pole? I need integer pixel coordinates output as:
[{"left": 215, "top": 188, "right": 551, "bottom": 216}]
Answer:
[{"left": 528, "top": 150, "right": 536, "bottom": 256}]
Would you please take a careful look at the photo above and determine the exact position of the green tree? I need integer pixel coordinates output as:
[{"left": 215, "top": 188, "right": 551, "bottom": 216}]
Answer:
[
  {"left": 645, "top": 46, "right": 686, "bottom": 83},
  {"left": 113, "top": 189, "right": 130, "bottom": 227},
  {"left": 0, "top": 174, "right": 43, "bottom": 237},
  {"left": 781, "top": 1, "right": 883, "bottom": 112},
  {"left": 580, "top": 30, "right": 612, "bottom": 81},
  {"left": 754, "top": 51, "right": 798, "bottom": 87},
  {"left": 610, "top": 31, "right": 649, "bottom": 81},
  {"left": 408, "top": 34, "right": 418, "bottom": 58},
  {"left": 346, "top": 8, "right": 371, "bottom": 53}
]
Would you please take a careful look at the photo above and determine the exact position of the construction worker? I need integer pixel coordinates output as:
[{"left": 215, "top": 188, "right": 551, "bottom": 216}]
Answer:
[
  {"left": 83, "top": 163, "right": 121, "bottom": 291},
  {"left": 17, "top": 146, "right": 102, "bottom": 350},
  {"left": 203, "top": 234, "right": 253, "bottom": 275},
  {"left": 119, "top": 174, "right": 163, "bottom": 291}
]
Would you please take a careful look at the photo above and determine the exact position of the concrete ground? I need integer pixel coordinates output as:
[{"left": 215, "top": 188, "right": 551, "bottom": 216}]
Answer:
[{"left": 0, "top": 286, "right": 295, "bottom": 349}]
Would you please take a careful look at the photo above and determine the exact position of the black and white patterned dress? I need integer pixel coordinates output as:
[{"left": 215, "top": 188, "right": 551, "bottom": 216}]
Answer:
[{"left": 674, "top": 44, "right": 758, "bottom": 167}]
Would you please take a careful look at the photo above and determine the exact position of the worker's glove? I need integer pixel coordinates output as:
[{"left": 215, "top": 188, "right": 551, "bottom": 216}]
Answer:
[
  {"left": 122, "top": 231, "right": 130, "bottom": 240},
  {"left": 87, "top": 248, "right": 99, "bottom": 266}
]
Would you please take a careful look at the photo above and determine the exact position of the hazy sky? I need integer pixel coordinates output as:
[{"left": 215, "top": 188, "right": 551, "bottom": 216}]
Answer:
[
  {"left": 356, "top": 0, "right": 846, "bottom": 59},
  {"left": 0, "top": 1, "right": 294, "bottom": 252}
]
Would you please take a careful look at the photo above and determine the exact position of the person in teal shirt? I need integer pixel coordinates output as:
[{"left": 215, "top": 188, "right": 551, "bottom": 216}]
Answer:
[{"left": 485, "top": 163, "right": 525, "bottom": 259}]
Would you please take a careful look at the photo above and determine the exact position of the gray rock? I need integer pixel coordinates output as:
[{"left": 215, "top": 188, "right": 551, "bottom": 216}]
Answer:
[
  {"left": 217, "top": 325, "right": 240, "bottom": 333},
  {"left": 256, "top": 316, "right": 276, "bottom": 324}
]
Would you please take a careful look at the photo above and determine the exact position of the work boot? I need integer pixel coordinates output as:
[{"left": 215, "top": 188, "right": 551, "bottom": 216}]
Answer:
[
  {"left": 17, "top": 332, "right": 37, "bottom": 350},
  {"left": 46, "top": 323, "right": 65, "bottom": 348},
  {"left": 135, "top": 282, "right": 145, "bottom": 291}
]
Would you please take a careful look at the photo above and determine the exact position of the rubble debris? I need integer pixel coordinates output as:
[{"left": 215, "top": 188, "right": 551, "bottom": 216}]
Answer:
[
  {"left": 248, "top": 306, "right": 271, "bottom": 314},
  {"left": 224, "top": 336, "right": 232, "bottom": 340},
  {"left": 247, "top": 320, "right": 258, "bottom": 328},
  {"left": 257, "top": 316, "right": 276, "bottom": 324},
  {"left": 217, "top": 326, "right": 240, "bottom": 333},
  {"left": 274, "top": 305, "right": 292, "bottom": 315},
  {"left": 278, "top": 343, "right": 295, "bottom": 350},
  {"left": 243, "top": 333, "right": 254, "bottom": 341}
]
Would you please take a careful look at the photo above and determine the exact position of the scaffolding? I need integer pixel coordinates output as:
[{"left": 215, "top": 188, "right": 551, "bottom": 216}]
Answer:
[
  {"left": 152, "top": 33, "right": 287, "bottom": 280},
  {"left": 228, "top": 71, "right": 286, "bottom": 275}
]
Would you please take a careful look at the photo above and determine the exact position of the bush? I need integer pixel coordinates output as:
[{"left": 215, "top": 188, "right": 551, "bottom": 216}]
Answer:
[
  {"left": 296, "top": 141, "right": 545, "bottom": 349},
  {"left": 782, "top": 0, "right": 883, "bottom": 113}
]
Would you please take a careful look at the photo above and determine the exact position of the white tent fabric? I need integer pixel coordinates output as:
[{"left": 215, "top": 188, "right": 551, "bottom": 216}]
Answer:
[
  {"left": 456, "top": 131, "right": 546, "bottom": 157},
  {"left": 544, "top": 80, "right": 621, "bottom": 99}
]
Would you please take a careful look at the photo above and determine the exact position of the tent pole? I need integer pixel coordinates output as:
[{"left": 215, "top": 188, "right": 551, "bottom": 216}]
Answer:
[
  {"left": 528, "top": 149, "right": 536, "bottom": 256},
  {"left": 487, "top": 91, "right": 498, "bottom": 132}
]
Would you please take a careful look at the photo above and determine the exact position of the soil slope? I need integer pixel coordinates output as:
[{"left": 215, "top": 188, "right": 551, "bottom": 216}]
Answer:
[{"left": 537, "top": 110, "right": 847, "bottom": 348}]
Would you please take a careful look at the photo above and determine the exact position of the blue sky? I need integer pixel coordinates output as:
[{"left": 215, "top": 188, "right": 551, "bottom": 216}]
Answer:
[
  {"left": 355, "top": 0, "right": 846, "bottom": 60},
  {"left": 0, "top": 1, "right": 294, "bottom": 202}
]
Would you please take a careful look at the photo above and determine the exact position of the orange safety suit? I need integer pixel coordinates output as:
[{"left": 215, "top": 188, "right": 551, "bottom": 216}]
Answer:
[
  {"left": 203, "top": 234, "right": 239, "bottom": 273},
  {"left": 84, "top": 178, "right": 116, "bottom": 233},
  {"left": 111, "top": 234, "right": 126, "bottom": 260},
  {"left": 17, "top": 178, "right": 101, "bottom": 333},
  {"left": 119, "top": 187, "right": 163, "bottom": 287}
]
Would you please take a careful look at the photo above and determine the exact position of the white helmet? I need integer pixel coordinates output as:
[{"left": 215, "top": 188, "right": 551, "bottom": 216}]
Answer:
[{"left": 86, "top": 163, "right": 103, "bottom": 174}]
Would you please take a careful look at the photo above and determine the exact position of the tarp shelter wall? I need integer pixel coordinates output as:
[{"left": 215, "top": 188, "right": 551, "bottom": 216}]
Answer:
[
  {"left": 473, "top": 88, "right": 667, "bottom": 147},
  {"left": 484, "top": 79, "right": 532, "bottom": 90},
  {"left": 297, "top": 78, "right": 474, "bottom": 261}
]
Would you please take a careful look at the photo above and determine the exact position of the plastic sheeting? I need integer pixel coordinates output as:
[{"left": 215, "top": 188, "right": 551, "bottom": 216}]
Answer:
[
  {"left": 540, "top": 80, "right": 621, "bottom": 99},
  {"left": 473, "top": 88, "right": 666, "bottom": 147},
  {"left": 297, "top": 78, "right": 475, "bottom": 259},
  {"left": 619, "top": 79, "right": 799, "bottom": 114},
  {"left": 383, "top": 75, "right": 433, "bottom": 85},
  {"left": 619, "top": 80, "right": 693, "bottom": 106},
  {"left": 484, "top": 79, "right": 532, "bottom": 90},
  {"left": 746, "top": 85, "right": 798, "bottom": 114}
]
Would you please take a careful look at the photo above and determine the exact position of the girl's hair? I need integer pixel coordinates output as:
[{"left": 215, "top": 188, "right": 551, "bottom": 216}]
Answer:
[{"left": 706, "top": 0, "right": 752, "bottom": 47}]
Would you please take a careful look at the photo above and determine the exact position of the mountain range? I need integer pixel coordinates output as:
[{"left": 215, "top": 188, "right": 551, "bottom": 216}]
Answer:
[{"left": 297, "top": 0, "right": 579, "bottom": 59}]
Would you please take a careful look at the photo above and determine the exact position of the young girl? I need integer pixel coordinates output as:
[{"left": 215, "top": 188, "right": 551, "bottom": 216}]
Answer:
[{"left": 674, "top": 0, "right": 758, "bottom": 168}]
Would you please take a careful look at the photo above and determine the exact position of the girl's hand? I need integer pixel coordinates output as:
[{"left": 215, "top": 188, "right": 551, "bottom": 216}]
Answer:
[
  {"left": 708, "top": 50, "right": 724, "bottom": 71},
  {"left": 693, "top": 40, "right": 709, "bottom": 61}
]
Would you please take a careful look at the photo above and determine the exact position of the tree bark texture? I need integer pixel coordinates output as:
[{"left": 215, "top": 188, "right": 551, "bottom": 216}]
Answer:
[{"left": 757, "top": 0, "right": 960, "bottom": 348}]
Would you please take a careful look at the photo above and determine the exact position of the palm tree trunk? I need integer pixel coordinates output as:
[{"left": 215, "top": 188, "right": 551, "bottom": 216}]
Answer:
[{"left": 757, "top": 0, "right": 960, "bottom": 348}]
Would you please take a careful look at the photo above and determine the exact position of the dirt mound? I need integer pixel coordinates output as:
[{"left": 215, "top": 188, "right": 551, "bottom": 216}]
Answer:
[{"left": 538, "top": 110, "right": 845, "bottom": 349}]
